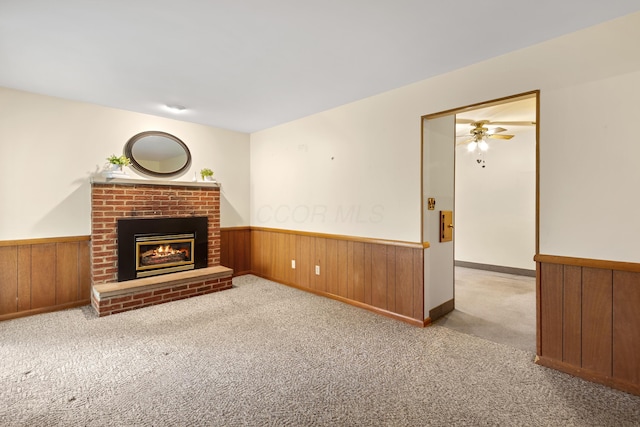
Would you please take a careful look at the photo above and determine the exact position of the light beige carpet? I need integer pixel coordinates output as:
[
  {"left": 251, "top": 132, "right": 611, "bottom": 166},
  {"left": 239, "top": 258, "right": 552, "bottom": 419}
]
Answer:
[{"left": 1, "top": 275, "right": 638, "bottom": 426}]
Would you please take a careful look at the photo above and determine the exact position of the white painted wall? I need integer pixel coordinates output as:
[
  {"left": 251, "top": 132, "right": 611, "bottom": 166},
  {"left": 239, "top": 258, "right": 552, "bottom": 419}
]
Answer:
[
  {"left": 0, "top": 87, "right": 250, "bottom": 240},
  {"left": 250, "top": 98, "right": 417, "bottom": 241},
  {"left": 455, "top": 126, "right": 536, "bottom": 270},
  {"left": 250, "top": 12, "right": 640, "bottom": 263}
]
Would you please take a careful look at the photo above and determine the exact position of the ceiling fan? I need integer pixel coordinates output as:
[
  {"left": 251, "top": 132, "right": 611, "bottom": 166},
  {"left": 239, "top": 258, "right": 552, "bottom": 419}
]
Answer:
[
  {"left": 455, "top": 119, "right": 536, "bottom": 167},
  {"left": 456, "top": 119, "right": 535, "bottom": 146}
]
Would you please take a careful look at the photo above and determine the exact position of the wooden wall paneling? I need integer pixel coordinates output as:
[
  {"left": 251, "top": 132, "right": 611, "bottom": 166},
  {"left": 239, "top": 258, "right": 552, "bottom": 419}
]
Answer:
[
  {"left": 313, "top": 237, "right": 327, "bottom": 293},
  {"left": 30, "top": 243, "right": 57, "bottom": 309},
  {"left": 336, "top": 240, "right": 348, "bottom": 298},
  {"left": 297, "top": 235, "right": 313, "bottom": 289},
  {"left": 370, "top": 244, "right": 388, "bottom": 310},
  {"left": 386, "top": 246, "right": 397, "bottom": 313},
  {"left": 0, "top": 246, "right": 18, "bottom": 315},
  {"left": 56, "top": 242, "right": 79, "bottom": 304},
  {"left": 539, "top": 262, "right": 563, "bottom": 360},
  {"left": 285, "top": 233, "right": 296, "bottom": 284},
  {"left": 581, "top": 267, "right": 613, "bottom": 376},
  {"left": 348, "top": 241, "right": 365, "bottom": 303},
  {"left": 251, "top": 230, "right": 263, "bottom": 275},
  {"left": 363, "top": 243, "right": 373, "bottom": 305},
  {"left": 272, "top": 232, "right": 285, "bottom": 282},
  {"left": 412, "top": 248, "right": 424, "bottom": 321},
  {"left": 325, "top": 239, "right": 339, "bottom": 295},
  {"left": 612, "top": 271, "right": 640, "bottom": 384},
  {"left": 259, "top": 230, "right": 269, "bottom": 277},
  {"left": 78, "top": 241, "right": 91, "bottom": 300},
  {"left": 238, "top": 229, "right": 252, "bottom": 274},
  {"left": 395, "top": 247, "right": 414, "bottom": 318},
  {"left": 562, "top": 265, "right": 582, "bottom": 366},
  {"left": 17, "top": 245, "right": 32, "bottom": 311},
  {"left": 262, "top": 231, "right": 278, "bottom": 277},
  {"left": 220, "top": 230, "right": 231, "bottom": 268}
]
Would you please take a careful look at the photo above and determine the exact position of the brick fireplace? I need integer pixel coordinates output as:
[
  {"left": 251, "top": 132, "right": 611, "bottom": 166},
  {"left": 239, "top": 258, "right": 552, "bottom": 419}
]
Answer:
[{"left": 90, "top": 177, "right": 233, "bottom": 316}]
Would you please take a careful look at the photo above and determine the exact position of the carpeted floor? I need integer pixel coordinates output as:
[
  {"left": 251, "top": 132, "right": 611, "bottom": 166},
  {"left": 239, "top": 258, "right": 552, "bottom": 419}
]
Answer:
[{"left": 1, "top": 275, "right": 638, "bottom": 426}]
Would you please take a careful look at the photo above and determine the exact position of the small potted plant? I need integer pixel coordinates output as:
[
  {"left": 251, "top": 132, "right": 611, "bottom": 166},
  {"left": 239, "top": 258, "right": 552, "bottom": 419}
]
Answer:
[
  {"left": 107, "top": 154, "right": 131, "bottom": 172},
  {"left": 200, "top": 168, "right": 215, "bottom": 181}
]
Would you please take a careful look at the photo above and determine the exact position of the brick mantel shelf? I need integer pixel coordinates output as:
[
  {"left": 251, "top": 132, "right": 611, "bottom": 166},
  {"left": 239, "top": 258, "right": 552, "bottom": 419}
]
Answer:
[{"left": 89, "top": 175, "right": 232, "bottom": 316}]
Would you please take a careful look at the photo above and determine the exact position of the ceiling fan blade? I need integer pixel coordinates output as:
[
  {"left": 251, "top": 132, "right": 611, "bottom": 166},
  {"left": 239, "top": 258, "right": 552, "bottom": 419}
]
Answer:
[
  {"left": 488, "top": 134, "right": 514, "bottom": 140},
  {"left": 456, "top": 137, "right": 474, "bottom": 145},
  {"left": 488, "top": 120, "right": 536, "bottom": 126},
  {"left": 488, "top": 127, "right": 507, "bottom": 134},
  {"left": 455, "top": 118, "right": 476, "bottom": 124}
]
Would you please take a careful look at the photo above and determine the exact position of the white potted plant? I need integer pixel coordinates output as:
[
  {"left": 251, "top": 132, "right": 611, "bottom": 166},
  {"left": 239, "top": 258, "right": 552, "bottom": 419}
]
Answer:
[
  {"left": 107, "top": 154, "right": 131, "bottom": 172},
  {"left": 103, "top": 154, "right": 131, "bottom": 178}
]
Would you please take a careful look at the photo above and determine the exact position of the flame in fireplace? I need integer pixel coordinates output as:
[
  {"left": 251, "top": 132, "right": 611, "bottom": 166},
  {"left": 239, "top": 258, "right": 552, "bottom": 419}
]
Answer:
[
  {"left": 149, "top": 245, "right": 189, "bottom": 258},
  {"left": 140, "top": 243, "right": 190, "bottom": 267}
]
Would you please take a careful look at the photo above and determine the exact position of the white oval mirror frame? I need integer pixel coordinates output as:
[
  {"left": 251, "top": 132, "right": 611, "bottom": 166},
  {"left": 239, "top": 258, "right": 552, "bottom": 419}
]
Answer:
[{"left": 124, "top": 131, "right": 192, "bottom": 177}]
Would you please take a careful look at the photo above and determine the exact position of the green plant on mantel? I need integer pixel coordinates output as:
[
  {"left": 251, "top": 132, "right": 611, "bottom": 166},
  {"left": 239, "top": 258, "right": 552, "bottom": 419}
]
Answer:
[
  {"left": 107, "top": 154, "right": 131, "bottom": 166},
  {"left": 200, "top": 168, "right": 214, "bottom": 180}
]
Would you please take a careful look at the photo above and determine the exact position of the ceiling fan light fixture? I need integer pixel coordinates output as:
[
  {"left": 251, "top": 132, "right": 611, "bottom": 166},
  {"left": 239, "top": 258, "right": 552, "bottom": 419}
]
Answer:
[
  {"left": 467, "top": 141, "right": 478, "bottom": 152},
  {"left": 165, "top": 104, "right": 187, "bottom": 113},
  {"left": 478, "top": 140, "right": 489, "bottom": 151}
]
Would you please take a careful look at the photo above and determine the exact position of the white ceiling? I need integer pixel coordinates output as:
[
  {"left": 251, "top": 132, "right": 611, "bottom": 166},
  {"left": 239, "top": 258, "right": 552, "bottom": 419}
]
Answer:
[{"left": 1, "top": 1, "right": 639, "bottom": 133}]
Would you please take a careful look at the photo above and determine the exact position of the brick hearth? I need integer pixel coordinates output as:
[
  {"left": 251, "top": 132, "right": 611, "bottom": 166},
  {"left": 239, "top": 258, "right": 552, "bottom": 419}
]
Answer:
[{"left": 89, "top": 177, "right": 232, "bottom": 316}]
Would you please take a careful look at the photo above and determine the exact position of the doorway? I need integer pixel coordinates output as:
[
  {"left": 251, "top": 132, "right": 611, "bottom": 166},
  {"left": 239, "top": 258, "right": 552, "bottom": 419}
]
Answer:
[{"left": 421, "top": 91, "right": 539, "bottom": 351}]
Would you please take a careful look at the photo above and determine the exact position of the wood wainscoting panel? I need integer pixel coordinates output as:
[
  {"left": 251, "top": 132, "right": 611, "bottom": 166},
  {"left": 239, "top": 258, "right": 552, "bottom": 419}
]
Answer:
[
  {"left": 336, "top": 240, "right": 349, "bottom": 299},
  {"left": 348, "top": 241, "right": 365, "bottom": 303},
  {"left": 0, "top": 237, "right": 91, "bottom": 321},
  {"left": 313, "top": 238, "right": 327, "bottom": 293},
  {"left": 297, "top": 235, "right": 313, "bottom": 289},
  {"left": 0, "top": 246, "right": 18, "bottom": 315},
  {"left": 251, "top": 229, "right": 264, "bottom": 275},
  {"left": 17, "top": 246, "right": 32, "bottom": 311},
  {"left": 581, "top": 267, "right": 613, "bottom": 376},
  {"left": 56, "top": 242, "right": 79, "bottom": 305},
  {"left": 563, "top": 265, "right": 582, "bottom": 366},
  {"left": 386, "top": 246, "right": 397, "bottom": 314},
  {"left": 395, "top": 246, "right": 415, "bottom": 318},
  {"left": 249, "top": 228, "right": 424, "bottom": 325},
  {"left": 272, "top": 232, "right": 287, "bottom": 283},
  {"left": 536, "top": 254, "right": 640, "bottom": 396},
  {"left": 371, "top": 244, "right": 388, "bottom": 310},
  {"left": 325, "top": 239, "right": 339, "bottom": 296},
  {"left": 413, "top": 249, "right": 424, "bottom": 319},
  {"left": 31, "top": 243, "right": 57, "bottom": 309},
  {"left": 220, "top": 227, "right": 252, "bottom": 276},
  {"left": 78, "top": 242, "right": 91, "bottom": 301},
  {"left": 539, "top": 262, "right": 563, "bottom": 361},
  {"left": 613, "top": 271, "right": 640, "bottom": 384},
  {"left": 363, "top": 243, "right": 373, "bottom": 306}
]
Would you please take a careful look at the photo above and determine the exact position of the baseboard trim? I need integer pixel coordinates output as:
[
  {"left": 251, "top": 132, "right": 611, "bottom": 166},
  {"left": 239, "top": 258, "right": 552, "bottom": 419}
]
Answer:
[
  {"left": 455, "top": 260, "right": 535, "bottom": 277},
  {"left": 429, "top": 298, "right": 455, "bottom": 322},
  {"left": 253, "top": 272, "right": 425, "bottom": 328},
  {"left": 231, "top": 270, "right": 253, "bottom": 277},
  {"left": 0, "top": 300, "right": 90, "bottom": 322},
  {"left": 535, "top": 355, "right": 640, "bottom": 397}
]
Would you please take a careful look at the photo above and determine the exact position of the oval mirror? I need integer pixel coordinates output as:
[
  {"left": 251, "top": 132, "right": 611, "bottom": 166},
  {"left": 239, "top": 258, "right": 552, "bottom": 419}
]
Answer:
[{"left": 124, "top": 131, "right": 191, "bottom": 177}]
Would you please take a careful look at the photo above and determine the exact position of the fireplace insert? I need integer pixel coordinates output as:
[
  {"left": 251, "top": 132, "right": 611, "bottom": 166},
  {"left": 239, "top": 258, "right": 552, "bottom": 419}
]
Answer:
[{"left": 117, "top": 217, "right": 208, "bottom": 281}]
